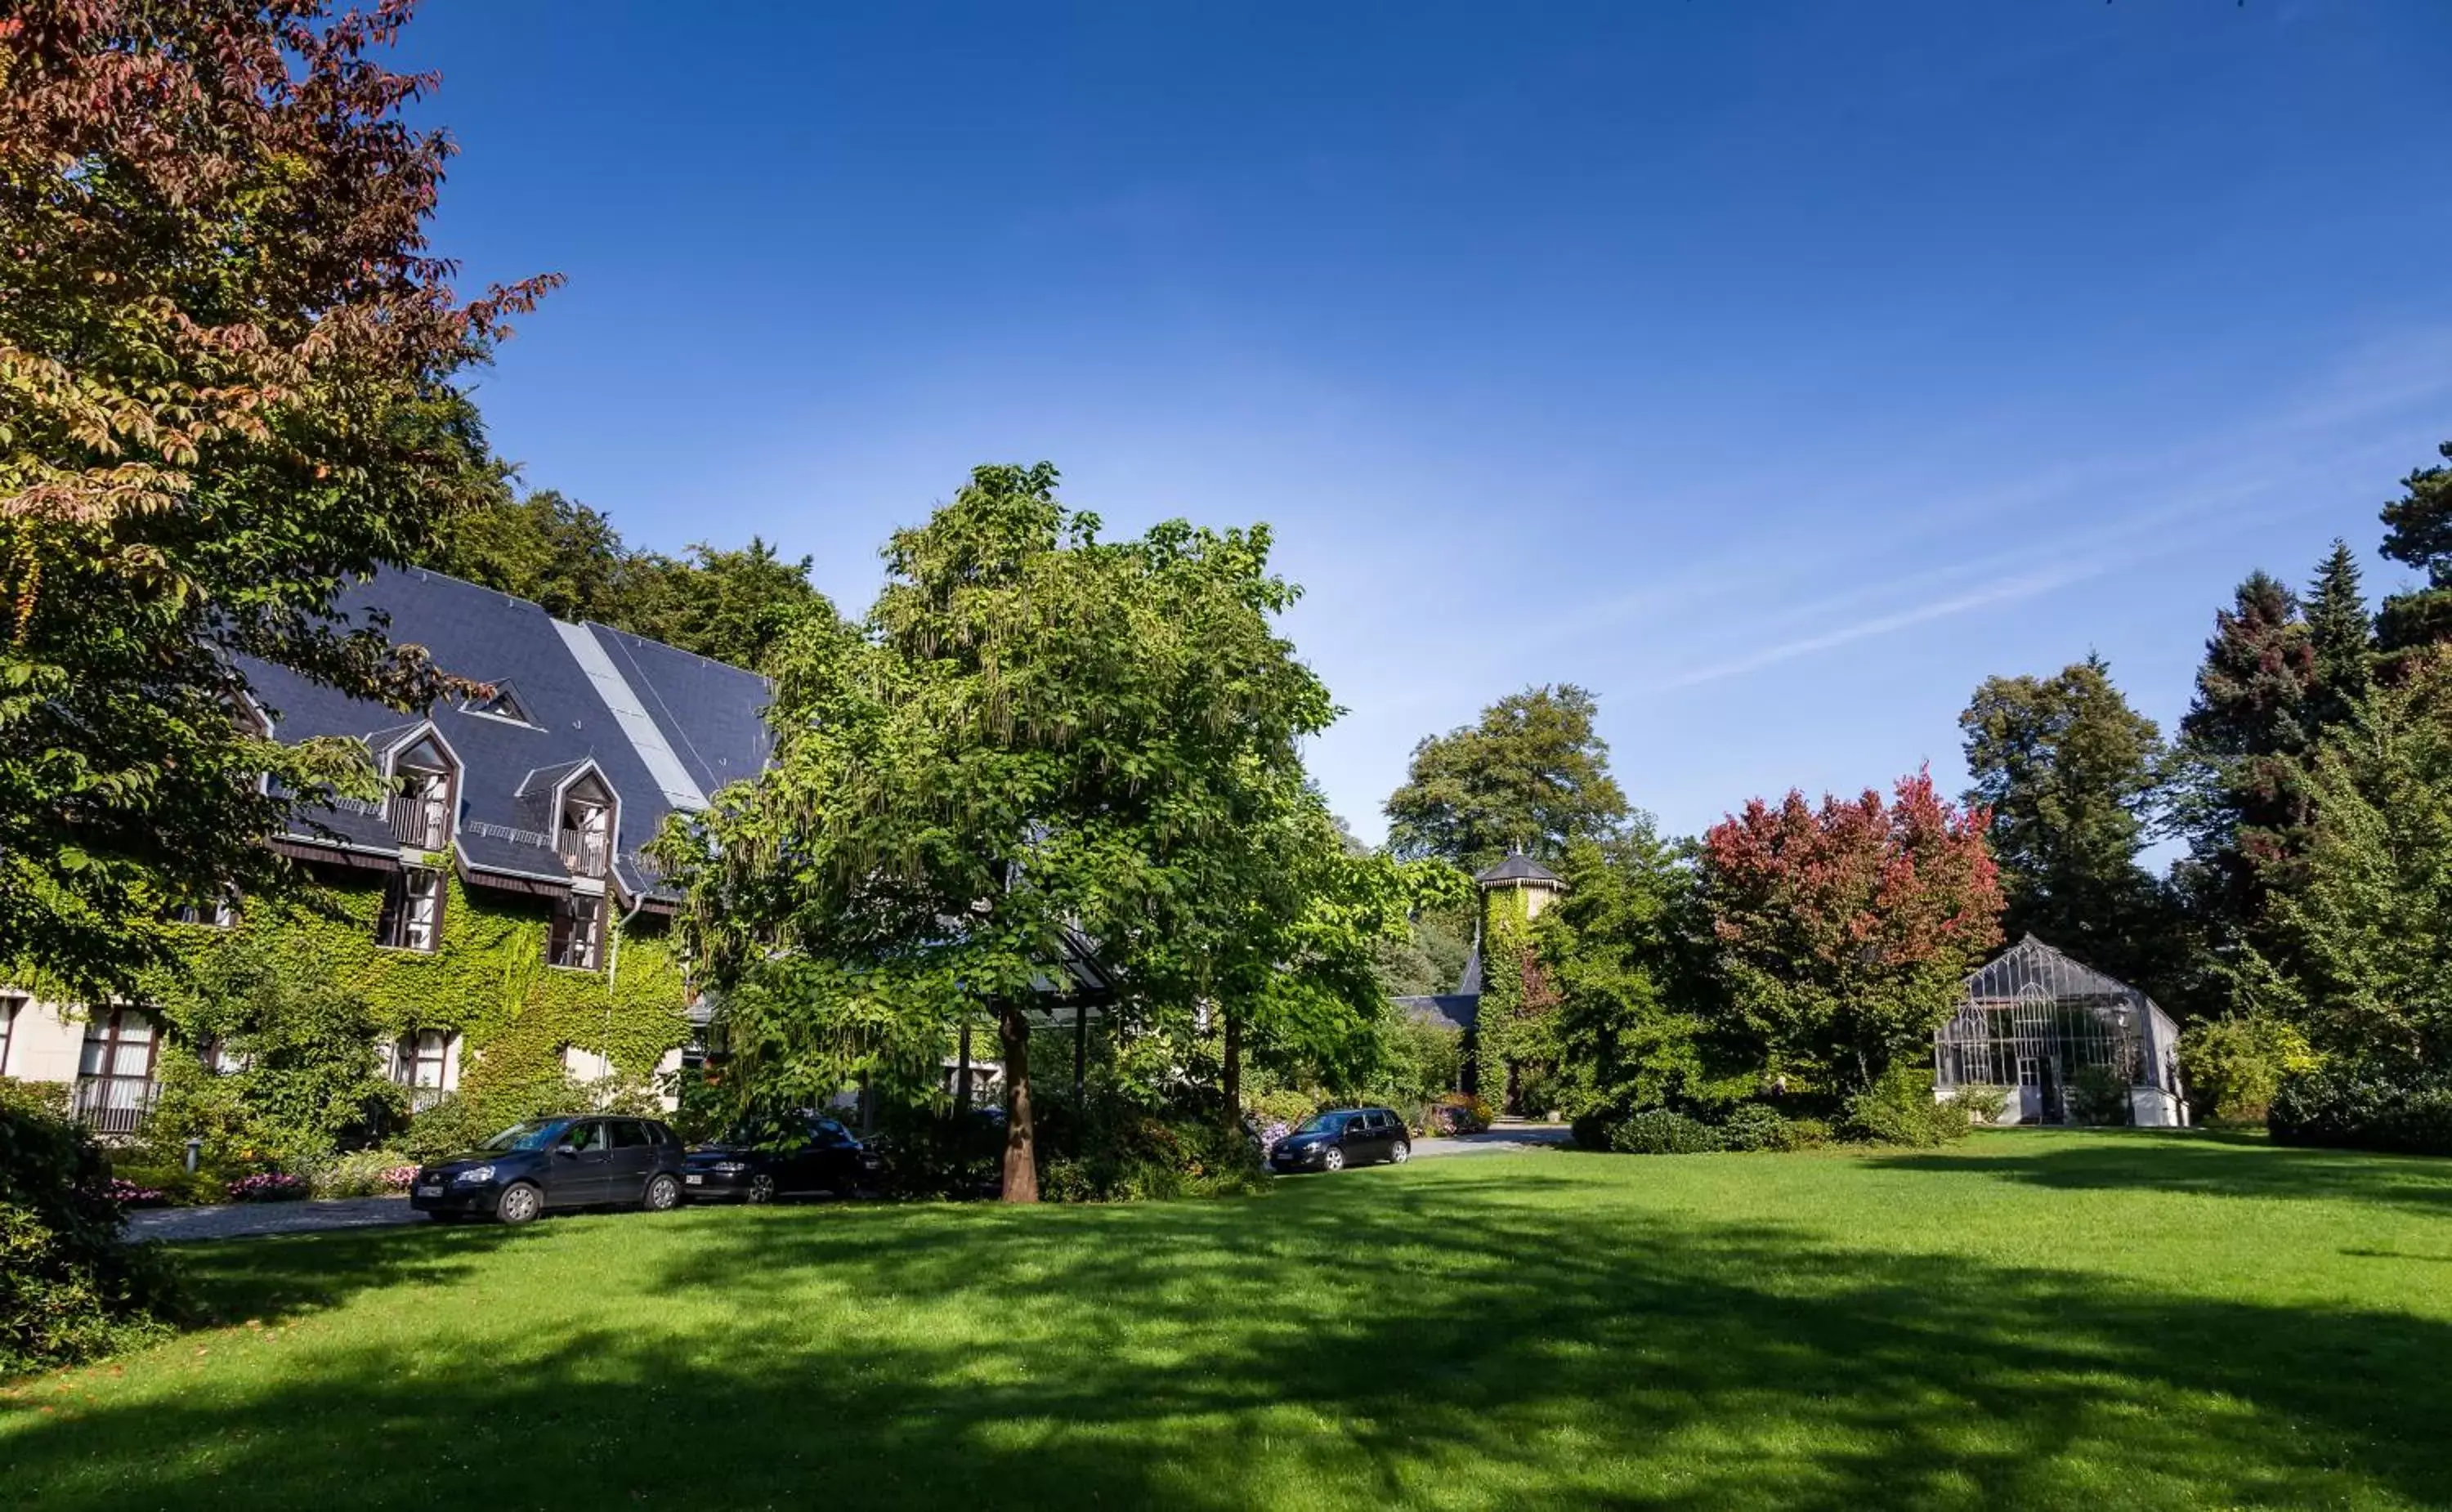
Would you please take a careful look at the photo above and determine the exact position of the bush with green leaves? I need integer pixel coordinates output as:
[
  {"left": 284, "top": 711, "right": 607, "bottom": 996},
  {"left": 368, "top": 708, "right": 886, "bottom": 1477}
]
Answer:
[
  {"left": 2269, "top": 1062, "right": 2452, "bottom": 1156},
  {"left": 2183, "top": 1014, "right": 2321, "bottom": 1124},
  {"left": 2066, "top": 1065, "right": 2135, "bottom": 1126},
  {"left": 1609, "top": 1110, "right": 1726, "bottom": 1155},
  {"left": 1839, "top": 1067, "right": 1982, "bottom": 1147},
  {"left": 1716, "top": 1103, "right": 1796, "bottom": 1152},
  {"left": 1034, "top": 1095, "right": 1268, "bottom": 1203},
  {"left": 2, "top": 1098, "right": 186, "bottom": 1376}
]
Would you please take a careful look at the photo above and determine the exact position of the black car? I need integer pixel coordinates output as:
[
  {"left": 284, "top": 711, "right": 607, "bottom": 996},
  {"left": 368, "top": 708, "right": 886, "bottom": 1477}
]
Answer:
[
  {"left": 1269, "top": 1107, "right": 1412, "bottom": 1174},
  {"left": 410, "top": 1115, "right": 688, "bottom": 1224},
  {"left": 682, "top": 1112, "right": 885, "bottom": 1203}
]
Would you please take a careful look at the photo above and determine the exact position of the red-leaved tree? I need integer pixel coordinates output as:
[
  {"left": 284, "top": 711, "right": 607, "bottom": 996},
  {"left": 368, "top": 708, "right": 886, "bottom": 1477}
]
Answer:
[{"left": 1700, "top": 769, "right": 2004, "bottom": 1097}]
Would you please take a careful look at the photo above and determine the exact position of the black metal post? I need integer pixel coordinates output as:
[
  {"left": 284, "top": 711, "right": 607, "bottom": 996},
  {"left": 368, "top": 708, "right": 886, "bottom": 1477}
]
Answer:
[{"left": 1072, "top": 1003, "right": 1088, "bottom": 1104}]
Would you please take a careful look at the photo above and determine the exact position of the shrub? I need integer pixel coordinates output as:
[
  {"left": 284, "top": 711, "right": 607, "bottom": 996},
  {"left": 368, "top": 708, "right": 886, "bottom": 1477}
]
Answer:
[
  {"left": 1840, "top": 1067, "right": 1980, "bottom": 1147},
  {"left": 1716, "top": 1103, "right": 1796, "bottom": 1152},
  {"left": 1951, "top": 1084, "right": 2011, "bottom": 1126},
  {"left": 0, "top": 1078, "right": 72, "bottom": 1121},
  {"left": 1609, "top": 1109, "right": 1725, "bottom": 1155},
  {"left": 2, "top": 1100, "right": 186, "bottom": 1376},
  {"left": 1242, "top": 1089, "right": 1321, "bottom": 1152},
  {"left": 2269, "top": 1062, "right": 2452, "bottom": 1156},
  {"left": 1423, "top": 1092, "right": 1492, "bottom": 1136},
  {"left": 311, "top": 1149, "right": 419, "bottom": 1198},
  {"left": 2065, "top": 1065, "right": 2134, "bottom": 1126},
  {"left": 103, "top": 1161, "right": 231, "bottom": 1209},
  {"left": 224, "top": 1172, "right": 310, "bottom": 1203},
  {"left": 2183, "top": 1014, "right": 2321, "bottom": 1124},
  {"left": 103, "top": 1179, "right": 168, "bottom": 1209},
  {"left": 1570, "top": 1108, "right": 1613, "bottom": 1151},
  {"left": 1035, "top": 1098, "right": 1267, "bottom": 1203},
  {"left": 1785, "top": 1117, "right": 1834, "bottom": 1147}
]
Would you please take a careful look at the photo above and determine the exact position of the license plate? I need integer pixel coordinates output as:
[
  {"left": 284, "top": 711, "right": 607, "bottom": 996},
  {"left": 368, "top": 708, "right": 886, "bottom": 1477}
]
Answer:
[
  {"left": 416, "top": 1185, "right": 442, "bottom": 1198},
  {"left": 683, "top": 1174, "right": 703, "bottom": 1185}
]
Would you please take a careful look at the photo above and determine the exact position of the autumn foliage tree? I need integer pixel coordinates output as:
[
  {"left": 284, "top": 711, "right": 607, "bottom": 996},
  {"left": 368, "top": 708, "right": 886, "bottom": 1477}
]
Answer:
[
  {"left": 1699, "top": 771, "right": 2003, "bottom": 1098},
  {"left": 0, "top": 2, "right": 555, "bottom": 991}
]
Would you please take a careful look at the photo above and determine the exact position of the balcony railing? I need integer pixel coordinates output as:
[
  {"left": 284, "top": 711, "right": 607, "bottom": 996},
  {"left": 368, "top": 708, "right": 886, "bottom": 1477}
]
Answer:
[
  {"left": 559, "top": 830, "right": 611, "bottom": 879},
  {"left": 72, "top": 1075, "right": 159, "bottom": 1138},
  {"left": 388, "top": 793, "right": 448, "bottom": 850},
  {"left": 397, "top": 1083, "right": 450, "bottom": 1113}
]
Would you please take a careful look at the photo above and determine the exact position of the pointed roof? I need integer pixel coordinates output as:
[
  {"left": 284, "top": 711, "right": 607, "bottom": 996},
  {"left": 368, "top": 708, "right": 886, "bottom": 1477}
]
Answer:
[
  {"left": 1474, "top": 850, "right": 1562, "bottom": 887},
  {"left": 1962, "top": 934, "right": 2146, "bottom": 1004}
]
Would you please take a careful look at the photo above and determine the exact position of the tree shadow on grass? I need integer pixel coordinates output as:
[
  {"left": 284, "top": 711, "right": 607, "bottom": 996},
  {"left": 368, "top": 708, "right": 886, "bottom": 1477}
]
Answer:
[
  {"left": 1865, "top": 1132, "right": 2452, "bottom": 1215},
  {"left": 5, "top": 1165, "right": 2449, "bottom": 1510}
]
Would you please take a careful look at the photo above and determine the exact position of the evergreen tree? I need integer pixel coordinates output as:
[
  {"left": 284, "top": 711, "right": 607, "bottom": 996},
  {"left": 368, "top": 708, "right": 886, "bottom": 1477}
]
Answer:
[
  {"left": 2303, "top": 539, "right": 2374, "bottom": 731},
  {"left": 2377, "top": 441, "right": 2452, "bottom": 656},
  {"left": 1958, "top": 655, "right": 2176, "bottom": 991},
  {"left": 1384, "top": 684, "right": 1630, "bottom": 870},
  {"left": 2171, "top": 572, "right": 2316, "bottom": 972}
]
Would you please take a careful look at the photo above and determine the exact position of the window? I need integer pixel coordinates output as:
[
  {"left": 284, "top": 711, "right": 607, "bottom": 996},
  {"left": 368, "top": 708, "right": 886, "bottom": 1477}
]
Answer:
[
  {"left": 559, "top": 1121, "right": 603, "bottom": 1153},
  {"left": 168, "top": 897, "right": 237, "bottom": 928},
  {"left": 608, "top": 1120, "right": 649, "bottom": 1149},
  {"left": 557, "top": 774, "right": 614, "bottom": 880},
  {"left": 393, "top": 1030, "right": 453, "bottom": 1109},
  {"left": 461, "top": 679, "right": 533, "bottom": 725},
  {"left": 0, "top": 995, "right": 18, "bottom": 1076},
  {"left": 547, "top": 892, "right": 603, "bottom": 970},
  {"left": 74, "top": 1009, "right": 160, "bottom": 1136},
  {"left": 376, "top": 868, "right": 444, "bottom": 951},
  {"left": 392, "top": 764, "right": 451, "bottom": 850}
]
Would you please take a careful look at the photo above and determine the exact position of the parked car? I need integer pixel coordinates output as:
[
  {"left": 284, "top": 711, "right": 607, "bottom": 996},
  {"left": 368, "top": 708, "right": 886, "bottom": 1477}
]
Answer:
[
  {"left": 1269, "top": 1107, "right": 1412, "bottom": 1174},
  {"left": 682, "top": 1112, "right": 886, "bottom": 1202},
  {"left": 410, "top": 1115, "right": 687, "bottom": 1224}
]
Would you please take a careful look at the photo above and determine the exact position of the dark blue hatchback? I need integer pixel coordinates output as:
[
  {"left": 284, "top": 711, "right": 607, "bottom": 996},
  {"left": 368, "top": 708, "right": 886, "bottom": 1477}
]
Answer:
[
  {"left": 411, "top": 1114, "right": 687, "bottom": 1224},
  {"left": 1269, "top": 1107, "right": 1412, "bottom": 1174}
]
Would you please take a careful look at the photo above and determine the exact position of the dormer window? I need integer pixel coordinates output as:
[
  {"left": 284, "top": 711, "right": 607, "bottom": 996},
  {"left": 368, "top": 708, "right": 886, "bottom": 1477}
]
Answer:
[
  {"left": 461, "top": 679, "right": 534, "bottom": 726},
  {"left": 557, "top": 774, "right": 614, "bottom": 880},
  {"left": 387, "top": 732, "right": 457, "bottom": 852}
]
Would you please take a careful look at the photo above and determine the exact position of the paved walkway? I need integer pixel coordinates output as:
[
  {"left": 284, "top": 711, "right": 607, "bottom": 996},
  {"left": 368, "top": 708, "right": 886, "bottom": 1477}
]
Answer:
[
  {"left": 127, "top": 1194, "right": 424, "bottom": 1242},
  {"left": 1411, "top": 1121, "right": 1576, "bottom": 1158}
]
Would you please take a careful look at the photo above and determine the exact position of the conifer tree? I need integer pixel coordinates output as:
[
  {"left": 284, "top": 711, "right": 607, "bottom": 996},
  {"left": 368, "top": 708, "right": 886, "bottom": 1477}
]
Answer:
[
  {"left": 2377, "top": 441, "right": 2452, "bottom": 656},
  {"left": 2303, "top": 539, "right": 2374, "bottom": 732}
]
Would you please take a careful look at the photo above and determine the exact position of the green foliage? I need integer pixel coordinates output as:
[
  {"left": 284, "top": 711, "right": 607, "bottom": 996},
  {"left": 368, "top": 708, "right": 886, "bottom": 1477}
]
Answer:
[
  {"left": 665, "top": 463, "right": 1341, "bottom": 1202},
  {"left": 2304, "top": 539, "right": 2374, "bottom": 731},
  {"left": 2377, "top": 440, "right": 2452, "bottom": 655},
  {"left": 1960, "top": 655, "right": 2182, "bottom": 995},
  {"left": 1376, "top": 1017, "right": 1464, "bottom": 1114},
  {"left": 1716, "top": 1103, "right": 1798, "bottom": 1152},
  {"left": 2253, "top": 649, "right": 2452, "bottom": 1071},
  {"left": 1384, "top": 684, "right": 1630, "bottom": 871},
  {"left": 2181, "top": 1014, "right": 2321, "bottom": 1123},
  {"left": 2066, "top": 1066, "right": 2133, "bottom": 1126},
  {"left": 2, "top": 1098, "right": 185, "bottom": 1376},
  {"left": 1837, "top": 1067, "right": 1980, "bottom": 1148},
  {"left": 427, "top": 490, "right": 836, "bottom": 673},
  {"left": 138, "top": 936, "right": 398, "bottom": 1171},
  {"left": 2269, "top": 1062, "right": 2452, "bottom": 1156},
  {"left": 1539, "top": 830, "right": 1707, "bottom": 1121},
  {"left": 0, "top": 2, "right": 554, "bottom": 996},
  {"left": 1036, "top": 1099, "right": 1269, "bottom": 1203},
  {"left": 1609, "top": 1109, "right": 1725, "bottom": 1155}
]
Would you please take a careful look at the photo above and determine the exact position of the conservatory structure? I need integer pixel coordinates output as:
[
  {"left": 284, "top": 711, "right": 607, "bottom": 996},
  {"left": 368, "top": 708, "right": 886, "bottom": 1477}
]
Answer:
[{"left": 1933, "top": 936, "right": 2188, "bottom": 1128}]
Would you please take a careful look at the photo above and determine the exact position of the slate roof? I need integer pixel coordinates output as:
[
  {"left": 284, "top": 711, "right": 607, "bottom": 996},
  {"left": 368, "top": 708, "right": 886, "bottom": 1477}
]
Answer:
[
  {"left": 1396, "top": 994, "right": 1481, "bottom": 1033},
  {"left": 239, "top": 566, "right": 771, "bottom": 906},
  {"left": 1474, "top": 851, "right": 1562, "bottom": 886}
]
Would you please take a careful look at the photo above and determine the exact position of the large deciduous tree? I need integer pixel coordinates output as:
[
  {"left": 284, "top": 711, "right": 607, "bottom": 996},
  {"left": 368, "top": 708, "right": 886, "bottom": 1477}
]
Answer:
[
  {"left": 0, "top": 1, "right": 555, "bottom": 992},
  {"left": 1959, "top": 655, "right": 2175, "bottom": 991},
  {"left": 660, "top": 463, "right": 1335, "bottom": 1202},
  {"left": 1536, "top": 826, "right": 1705, "bottom": 1120},
  {"left": 1384, "top": 683, "right": 1630, "bottom": 871},
  {"left": 1698, "top": 772, "right": 2003, "bottom": 1098}
]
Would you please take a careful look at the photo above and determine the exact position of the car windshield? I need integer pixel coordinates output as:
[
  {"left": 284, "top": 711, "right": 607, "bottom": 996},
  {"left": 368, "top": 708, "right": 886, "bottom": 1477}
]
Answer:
[
  {"left": 1294, "top": 1112, "right": 1348, "bottom": 1134},
  {"left": 474, "top": 1119, "right": 567, "bottom": 1153}
]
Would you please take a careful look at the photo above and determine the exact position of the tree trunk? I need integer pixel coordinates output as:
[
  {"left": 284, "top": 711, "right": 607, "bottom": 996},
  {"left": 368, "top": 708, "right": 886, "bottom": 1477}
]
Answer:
[
  {"left": 955, "top": 1020, "right": 973, "bottom": 1110},
  {"left": 998, "top": 1003, "right": 1039, "bottom": 1203},
  {"left": 1220, "top": 1006, "right": 1243, "bottom": 1130}
]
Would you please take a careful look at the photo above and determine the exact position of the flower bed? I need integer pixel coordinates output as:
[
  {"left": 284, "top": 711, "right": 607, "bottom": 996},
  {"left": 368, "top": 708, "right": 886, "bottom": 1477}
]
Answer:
[
  {"left": 104, "top": 1178, "right": 169, "bottom": 1208},
  {"left": 224, "top": 1172, "right": 311, "bottom": 1203}
]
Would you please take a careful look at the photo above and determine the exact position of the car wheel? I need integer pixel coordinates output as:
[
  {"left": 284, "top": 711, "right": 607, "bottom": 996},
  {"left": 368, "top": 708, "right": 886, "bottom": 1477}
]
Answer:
[
  {"left": 1389, "top": 1139, "right": 1411, "bottom": 1165},
  {"left": 642, "top": 1174, "right": 681, "bottom": 1212},
  {"left": 1322, "top": 1146, "right": 1346, "bottom": 1172},
  {"left": 745, "top": 1173, "right": 776, "bottom": 1205},
  {"left": 494, "top": 1181, "right": 543, "bottom": 1226}
]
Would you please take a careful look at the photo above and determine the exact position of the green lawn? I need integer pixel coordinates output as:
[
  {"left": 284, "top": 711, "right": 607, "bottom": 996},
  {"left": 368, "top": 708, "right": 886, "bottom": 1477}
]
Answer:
[{"left": 7, "top": 1133, "right": 2452, "bottom": 1510}]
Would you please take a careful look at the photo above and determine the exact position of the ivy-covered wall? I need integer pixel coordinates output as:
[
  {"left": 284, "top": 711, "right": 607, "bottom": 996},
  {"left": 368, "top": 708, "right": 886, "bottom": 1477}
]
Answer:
[
  {"left": 1474, "top": 886, "right": 1531, "bottom": 1105},
  {"left": 146, "top": 860, "right": 690, "bottom": 1104}
]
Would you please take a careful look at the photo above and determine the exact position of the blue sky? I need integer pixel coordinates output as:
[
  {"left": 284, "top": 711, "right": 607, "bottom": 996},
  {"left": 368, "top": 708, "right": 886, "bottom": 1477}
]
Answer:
[{"left": 398, "top": 2, "right": 2452, "bottom": 847}]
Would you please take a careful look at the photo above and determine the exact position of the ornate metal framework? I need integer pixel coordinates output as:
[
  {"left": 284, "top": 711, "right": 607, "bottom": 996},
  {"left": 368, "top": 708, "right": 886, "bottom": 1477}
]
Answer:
[{"left": 1934, "top": 936, "right": 2181, "bottom": 1124}]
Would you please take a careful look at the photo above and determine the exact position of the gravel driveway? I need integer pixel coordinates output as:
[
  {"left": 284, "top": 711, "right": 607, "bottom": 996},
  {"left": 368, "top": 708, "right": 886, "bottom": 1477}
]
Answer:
[
  {"left": 126, "top": 1195, "right": 425, "bottom": 1243},
  {"left": 1408, "top": 1122, "right": 1575, "bottom": 1158}
]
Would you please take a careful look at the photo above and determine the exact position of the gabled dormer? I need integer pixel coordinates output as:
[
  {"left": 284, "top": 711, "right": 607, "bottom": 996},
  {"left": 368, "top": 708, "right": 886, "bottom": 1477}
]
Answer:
[
  {"left": 459, "top": 678, "right": 538, "bottom": 727},
  {"left": 516, "top": 758, "right": 620, "bottom": 883},
  {"left": 370, "top": 720, "right": 463, "bottom": 854}
]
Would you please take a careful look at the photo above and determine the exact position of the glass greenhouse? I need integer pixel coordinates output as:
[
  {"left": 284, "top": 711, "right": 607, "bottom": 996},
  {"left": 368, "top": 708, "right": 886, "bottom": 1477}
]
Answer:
[{"left": 1934, "top": 935, "right": 2187, "bottom": 1127}]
